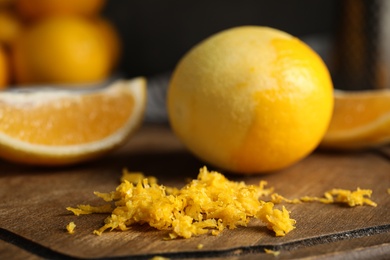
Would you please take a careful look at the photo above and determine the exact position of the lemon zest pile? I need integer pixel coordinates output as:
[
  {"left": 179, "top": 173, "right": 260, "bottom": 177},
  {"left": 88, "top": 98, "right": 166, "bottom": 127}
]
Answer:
[
  {"left": 66, "top": 167, "right": 377, "bottom": 240},
  {"left": 67, "top": 167, "right": 295, "bottom": 239}
]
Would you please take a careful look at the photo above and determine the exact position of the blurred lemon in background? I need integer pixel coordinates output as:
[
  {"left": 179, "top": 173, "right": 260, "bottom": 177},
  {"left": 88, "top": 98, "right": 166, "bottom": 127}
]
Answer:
[
  {"left": 168, "top": 26, "right": 334, "bottom": 174},
  {"left": 321, "top": 90, "right": 390, "bottom": 150},
  {"left": 93, "top": 17, "right": 122, "bottom": 71},
  {"left": 11, "top": 16, "right": 111, "bottom": 85},
  {"left": 0, "top": 45, "right": 9, "bottom": 88},
  {"left": 0, "top": 10, "right": 22, "bottom": 46},
  {"left": 0, "top": 0, "right": 121, "bottom": 87},
  {"left": 16, "top": 0, "right": 105, "bottom": 21}
]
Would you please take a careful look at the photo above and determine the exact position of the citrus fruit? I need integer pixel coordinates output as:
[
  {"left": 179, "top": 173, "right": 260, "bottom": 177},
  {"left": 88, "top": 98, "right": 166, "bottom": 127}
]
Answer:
[
  {"left": 168, "top": 26, "right": 334, "bottom": 174},
  {"left": 0, "top": 45, "right": 9, "bottom": 88},
  {"left": 11, "top": 16, "right": 111, "bottom": 85},
  {"left": 93, "top": 17, "right": 122, "bottom": 70},
  {"left": 16, "top": 0, "right": 105, "bottom": 21},
  {"left": 0, "top": 10, "right": 23, "bottom": 46},
  {"left": 0, "top": 77, "right": 146, "bottom": 165},
  {"left": 320, "top": 89, "right": 390, "bottom": 149}
]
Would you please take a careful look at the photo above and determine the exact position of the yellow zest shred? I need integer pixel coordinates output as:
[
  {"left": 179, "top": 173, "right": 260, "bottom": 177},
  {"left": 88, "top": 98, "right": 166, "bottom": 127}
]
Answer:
[
  {"left": 270, "top": 188, "right": 377, "bottom": 207},
  {"left": 299, "top": 188, "right": 377, "bottom": 207},
  {"left": 67, "top": 167, "right": 295, "bottom": 239},
  {"left": 387, "top": 188, "right": 390, "bottom": 195},
  {"left": 257, "top": 202, "right": 296, "bottom": 237},
  {"left": 121, "top": 169, "right": 158, "bottom": 185},
  {"left": 271, "top": 193, "right": 302, "bottom": 204},
  {"left": 150, "top": 256, "right": 169, "bottom": 260},
  {"left": 66, "top": 222, "right": 76, "bottom": 234},
  {"left": 257, "top": 180, "right": 274, "bottom": 197},
  {"left": 264, "top": 248, "right": 280, "bottom": 256},
  {"left": 66, "top": 204, "right": 113, "bottom": 216}
]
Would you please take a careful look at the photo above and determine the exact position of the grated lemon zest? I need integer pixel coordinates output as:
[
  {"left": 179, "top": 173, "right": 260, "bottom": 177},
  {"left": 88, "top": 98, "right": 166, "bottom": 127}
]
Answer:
[
  {"left": 66, "top": 204, "right": 113, "bottom": 216},
  {"left": 271, "top": 193, "right": 302, "bottom": 204},
  {"left": 67, "top": 167, "right": 295, "bottom": 239},
  {"left": 66, "top": 222, "right": 76, "bottom": 234},
  {"left": 280, "top": 188, "right": 377, "bottom": 207},
  {"left": 264, "top": 248, "right": 280, "bottom": 256},
  {"left": 121, "top": 168, "right": 158, "bottom": 185},
  {"left": 150, "top": 256, "right": 170, "bottom": 260}
]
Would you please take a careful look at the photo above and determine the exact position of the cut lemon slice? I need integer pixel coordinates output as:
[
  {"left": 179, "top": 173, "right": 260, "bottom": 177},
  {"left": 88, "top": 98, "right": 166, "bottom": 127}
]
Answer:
[
  {"left": 0, "top": 77, "right": 146, "bottom": 165},
  {"left": 320, "top": 89, "right": 390, "bottom": 149}
]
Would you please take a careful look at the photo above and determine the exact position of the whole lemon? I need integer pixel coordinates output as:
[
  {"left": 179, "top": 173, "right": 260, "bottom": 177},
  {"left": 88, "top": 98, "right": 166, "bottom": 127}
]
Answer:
[
  {"left": 16, "top": 0, "right": 105, "bottom": 21},
  {"left": 168, "top": 26, "right": 334, "bottom": 174},
  {"left": 11, "top": 16, "right": 111, "bottom": 85}
]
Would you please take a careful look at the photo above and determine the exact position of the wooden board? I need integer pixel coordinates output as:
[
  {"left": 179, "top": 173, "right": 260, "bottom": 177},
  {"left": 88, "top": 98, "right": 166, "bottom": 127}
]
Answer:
[{"left": 0, "top": 124, "right": 389, "bottom": 259}]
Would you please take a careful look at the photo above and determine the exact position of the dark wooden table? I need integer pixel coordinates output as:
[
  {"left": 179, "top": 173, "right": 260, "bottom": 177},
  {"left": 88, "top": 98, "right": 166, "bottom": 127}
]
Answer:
[{"left": 1, "top": 124, "right": 389, "bottom": 259}]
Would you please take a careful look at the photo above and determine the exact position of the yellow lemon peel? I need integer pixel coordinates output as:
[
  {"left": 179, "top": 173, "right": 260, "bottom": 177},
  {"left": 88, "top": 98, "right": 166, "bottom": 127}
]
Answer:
[
  {"left": 67, "top": 167, "right": 296, "bottom": 239},
  {"left": 67, "top": 168, "right": 377, "bottom": 240},
  {"left": 264, "top": 248, "right": 281, "bottom": 256},
  {"left": 271, "top": 188, "right": 377, "bottom": 207},
  {"left": 66, "top": 222, "right": 76, "bottom": 234}
]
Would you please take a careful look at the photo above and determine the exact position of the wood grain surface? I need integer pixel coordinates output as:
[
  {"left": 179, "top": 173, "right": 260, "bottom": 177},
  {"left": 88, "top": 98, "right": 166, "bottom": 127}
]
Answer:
[{"left": 0, "top": 124, "right": 389, "bottom": 259}]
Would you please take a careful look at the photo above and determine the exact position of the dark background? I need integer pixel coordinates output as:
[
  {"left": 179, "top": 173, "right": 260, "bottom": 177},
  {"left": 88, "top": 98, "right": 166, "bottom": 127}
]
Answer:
[{"left": 102, "top": 0, "right": 339, "bottom": 78}]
